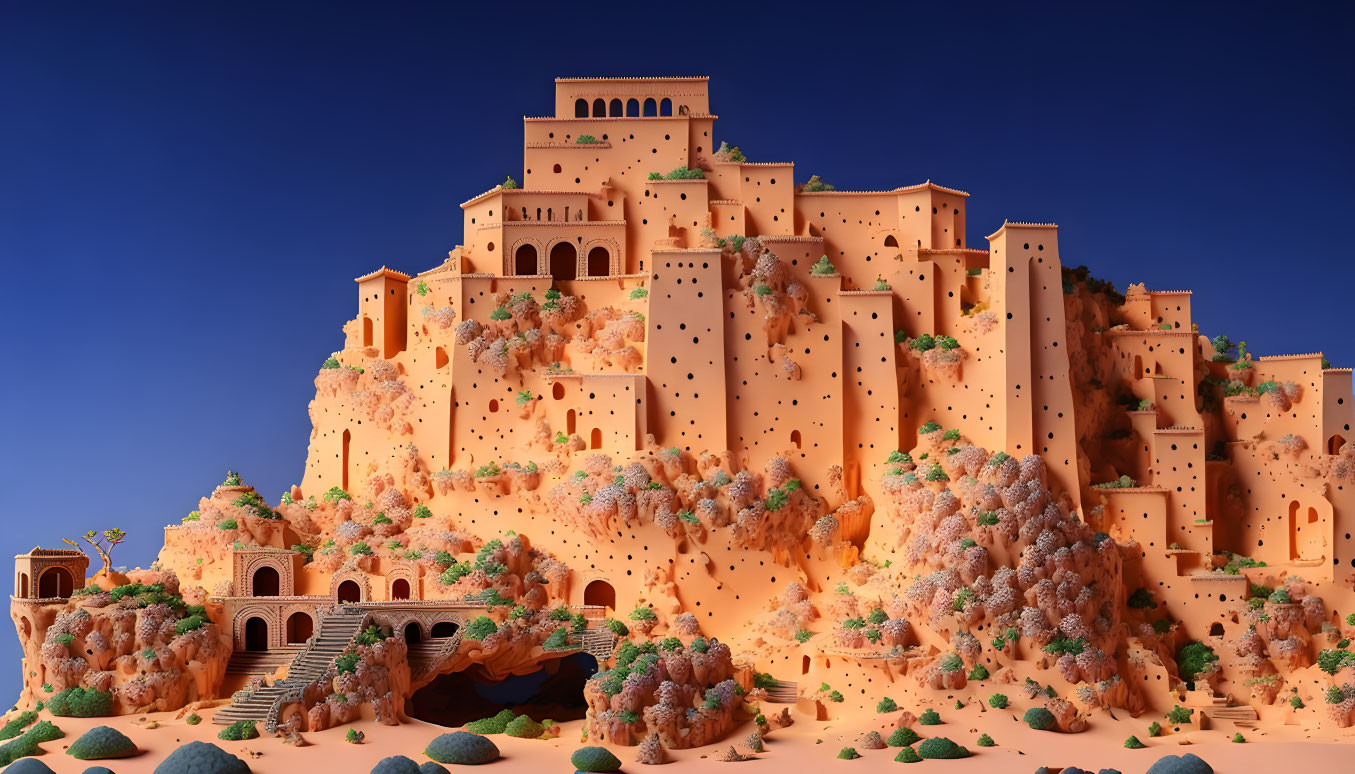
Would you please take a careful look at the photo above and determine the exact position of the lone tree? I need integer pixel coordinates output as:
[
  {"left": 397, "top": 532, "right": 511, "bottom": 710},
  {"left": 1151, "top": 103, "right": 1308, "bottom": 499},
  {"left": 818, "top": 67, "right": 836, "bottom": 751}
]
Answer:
[{"left": 63, "top": 528, "right": 127, "bottom": 577}]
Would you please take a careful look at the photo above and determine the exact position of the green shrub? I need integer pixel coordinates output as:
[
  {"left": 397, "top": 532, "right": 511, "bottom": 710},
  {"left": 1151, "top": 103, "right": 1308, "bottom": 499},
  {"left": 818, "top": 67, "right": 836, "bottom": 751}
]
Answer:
[
  {"left": 48, "top": 687, "right": 112, "bottom": 717},
  {"left": 501, "top": 176, "right": 517, "bottom": 189},
  {"left": 464, "top": 616, "right": 497, "bottom": 641},
  {"left": 1290, "top": 695, "right": 1304, "bottom": 709},
  {"left": 1232, "top": 732, "right": 1245, "bottom": 743},
  {"left": 1124, "top": 735, "right": 1145, "bottom": 748},
  {"left": 543, "top": 628, "right": 571, "bottom": 650},
  {"left": 628, "top": 605, "right": 657, "bottom": 622},
  {"left": 918, "top": 420, "right": 941, "bottom": 434},
  {"left": 466, "top": 709, "right": 518, "bottom": 735},
  {"left": 828, "top": 690, "right": 844, "bottom": 702},
  {"left": 323, "top": 486, "right": 352, "bottom": 502},
  {"left": 1318, "top": 648, "right": 1355, "bottom": 675},
  {"left": 1175, "top": 641, "right": 1218, "bottom": 684},
  {"left": 976, "top": 733, "right": 994, "bottom": 747},
  {"left": 916, "top": 737, "right": 969, "bottom": 759},
  {"left": 810, "top": 256, "right": 836, "bottom": 275},
  {"left": 894, "top": 746, "right": 922, "bottom": 763},
  {"left": 1148, "top": 721, "right": 1161, "bottom": 737},
  {"left": 576, "top": 134, "right": 598, "bottom": 144},
  {"left": 425, "top": 731, "right": 501, "bottom": 764},
  {"left": 505, "top": 714, "right": 543, "bottom": 738},
  {"left": 0, "top": 720, "right": 64, "bottom": 766},
  {"left": 335, "top": 653, "right": 360, "bottom": 673},
  {"left": 0, "top": 711, "right": 36, "bottom": 741},
  {"left": 987, "top": 693, "right": 1008, "bottom": 709},
  {"left": 217, "top": 721, "right": 258, "bottom": 741},
  {"left": 836, "top": 747, "right": 860, "bottom": 759},
  {"left": 629, "top": 287, "right": 648, "bottom": 300},
  {"left": 968, "top": 663, "right": 989, "bottom": 680},
  {"left": 876, "top": 697, "right": 897, "bottom": 713},
  {"left": 1166, "top": 705, "right": 1193, "bottom": 724},
  {"left": 1023, "top": 707, "right": 1056, "bottom": 730},
  {"left": 887, "top": 726, "right": 920, "bottom": 747},
  {"left": 186, "top": 713, "right": 201, "bottom": 725},
  {"left": 321, "top": 357, "right": 341, "bottom": 369},
  {"left": 918, "top": 708, "right": 941, "bottom": 725},
  {"left": 218, "top": 519, "right": 237, "bottom": 530},
  {"left": 794, "top": 628, "right": 813, "bottom": 643}
]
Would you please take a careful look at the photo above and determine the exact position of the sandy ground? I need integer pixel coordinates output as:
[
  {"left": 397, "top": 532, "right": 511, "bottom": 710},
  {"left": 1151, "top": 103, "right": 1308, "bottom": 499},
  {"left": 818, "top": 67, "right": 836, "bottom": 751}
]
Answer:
[{"left": 8, "top": 699, "right": 1355, "bottom": 774}]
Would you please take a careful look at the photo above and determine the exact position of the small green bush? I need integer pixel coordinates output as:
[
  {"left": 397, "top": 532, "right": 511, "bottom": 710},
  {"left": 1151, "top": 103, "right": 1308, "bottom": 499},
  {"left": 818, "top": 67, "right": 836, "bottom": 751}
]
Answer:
[
  {"left": 1023, "top": 707, "right": 1056, "bottom": 731},
  {"left": 916, "top": 737, "right": 969, "bottom": 759},
  {"left": 987, "top": 693, "right": 1008, "bottom": 709},
  {"left": 0, "top": 711, "right": 37, "bottom": 741},
  {"left": 976, "top": 733, "right": 994, "bottom": 747},
  {"left": 1232, "top": 732, "right": 1245, "bottom": 743},
  {"left": 968, "top": 663, "right": 989, "bottom": 680},
  {"left": 1125, "top": 735, "right": 1145, "bottom": 748},
  {"left": 571, "top": 745, "right": 623, "bottom": 771},
  {"left": 217, "top": 721, "right": 258, "bottom": 741},
  {"left": 876, "top": 697, "right": 897, "bottom": 713},
  {"left": 894, "top": 746, "right": 922, "bottom": 763},
  {"left": 810, "top": 256, "right": 836, "bottom": 275},
  {"left": 186, "top": 713, "right": 201, "bottom": 725},
  {"left": 465, "top": 709, "right": 517, "bottom": 735},
  {"left": 836, "top": 747, "right": 860, "bottom": 759},
  {"left": 918, "top": 708, "right": 941, "bottom": 725},
  {"left": 887, "top": 727, "right": 920, "bottom": 747},
  {"left": 1166, "top": 705, "right": 1193, "bottom": 724},
  {"left": 0, "top": 720, "right": 64, "bottom": 766},
  {"left": 47, "top": 687, "right": 112, "bottom": 718},
  {"left": 67, "top": 724, "right": 138, "bottom": 759},
  {"left": 464, "top": 616, "right": 498, "bottom": 641},
  {"left": 504, "top": 714, "right": 543, "bottom": 738},
  {"left": 542, "top": 628, "right": 571, "bottom": 650},
  {"left": 1148, "top": 721, "right": 1161, "bottom": 737}
]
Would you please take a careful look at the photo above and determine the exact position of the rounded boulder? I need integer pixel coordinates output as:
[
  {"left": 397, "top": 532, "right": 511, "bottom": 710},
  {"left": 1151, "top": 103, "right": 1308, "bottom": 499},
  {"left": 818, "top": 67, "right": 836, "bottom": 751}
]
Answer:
[
  {"left": 420, "top": 764, "right": 451, "bottom": 774},
  {"left": 1146, "top": 754, "right": 1213, "bottom": 774},
  {"left": 68, "top": 725, "right": 139, "bottom": 760},
  {"left": 424, "top": 732, "right": 500, "bottom": 765},
  {"left": 371, "top": 756, "right": 422, "bottom": 774},
  {"left": 5, "top": 759, "right": 56, "bottom": 774},
  {"left": 571, "top": 746, "right": 622, "bottom": 772},
  {"left": 153, "top": 741, "right": 252, "bottom": 774}
]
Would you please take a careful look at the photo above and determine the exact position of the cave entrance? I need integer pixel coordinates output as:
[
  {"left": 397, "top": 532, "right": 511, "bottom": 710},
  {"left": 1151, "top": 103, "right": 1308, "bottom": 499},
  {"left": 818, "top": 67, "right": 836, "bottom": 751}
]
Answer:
[
  {"left": 408, "top": 653, "right": 597, "bottom": 728},
  {"left": 584, "top": 579, "right": 615, "bottom": 610}
]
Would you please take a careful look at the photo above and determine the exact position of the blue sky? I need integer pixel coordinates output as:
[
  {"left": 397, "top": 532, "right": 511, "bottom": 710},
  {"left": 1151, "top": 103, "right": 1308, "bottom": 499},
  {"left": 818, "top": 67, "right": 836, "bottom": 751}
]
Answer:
[{"left": 1, "top": 1, "right": 1352, "bottom": 700}]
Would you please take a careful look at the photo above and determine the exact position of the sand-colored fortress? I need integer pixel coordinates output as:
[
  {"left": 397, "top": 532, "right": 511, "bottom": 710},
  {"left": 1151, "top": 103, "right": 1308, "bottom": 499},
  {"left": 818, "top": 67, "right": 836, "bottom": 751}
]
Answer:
[{"left": 10, "top": 76, "right": 1355, "bottom": 772}]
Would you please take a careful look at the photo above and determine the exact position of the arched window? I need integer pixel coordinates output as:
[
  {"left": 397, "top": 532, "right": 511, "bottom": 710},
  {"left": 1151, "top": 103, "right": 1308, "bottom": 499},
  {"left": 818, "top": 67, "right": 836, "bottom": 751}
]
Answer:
[
  {"left": 884, "top": 235, "right": 898, "bottom": 248},
  {"left": 245, "top": 617, "right": 269, "bottom": 651},
  {"left": 643, "top": 97, "right": 657, "bottom": 117},
  {"left": 592, "top": 98, "right": 605, "bottom": 117},
  {"left": 362, "top": 316, "right": 373, "bottom": 347},
  {"left": 37, "top": 567, "right": 72, "bottom": 598},
  {"left": 626, "top": 98, "right": 639, "bottom": 117},
  {"left": 552, "top": 382, "right": 565, "bottom": 400},
  {"left": 790, "top": 430, "right": 802, "bottom": 449},
  {"left": 587, "top": 246, "right": 610, "bottom": 277},
  {"left": 435, "top": 347, "right": 448, "bottom": 369},
  {"left": 659, "top": 97, "right": 672, "bottom": 116},
  {"left": 590, "top": 427, "right": 602, "bottom": 449},
  {"left": 391, "top": 578, "right": 411, "bottom": 600},
  {"left": 574, "top": 98, "right": 588, "bottom": 118},
  {"left": 802, "top": 655, "right": 811, "bottom": 674},
  {"left": 252, "top": 565, "right": 280, "bottom": 596},
  {"left": 609, "top": 98, "right": 622, "bottom": 117},
  {"left": 584, "top": 579, "right": 615, "bottom": 609},
  {"left": 1330, "top": 434, "right": 1347, "bottom": 455},
  {"left": 1209, "top": 622, "right": 1224, "bottom": 637},
  {"left": 515, "top": 244, "right": 538, "bottom": 276},
  {"left": 566, "top": 408, "right": 577, "bottom": 436},
  {"left": 18, "top": 573, "right": 28, "bottom": 599},
  {"left": 431, "top": 621, "right": 459, "bottom": 638},
  {"left": 286, "top": 612, "right": 314, "bottom": 644},
  {"left": 404, "top": 622, "right": 422, "bottom": 643},
  {"left": 337, "top": 579, "right": 362, "bottom": 604},
  {"left": 549, "top": 242, "right": 577, "bottom": 281}
]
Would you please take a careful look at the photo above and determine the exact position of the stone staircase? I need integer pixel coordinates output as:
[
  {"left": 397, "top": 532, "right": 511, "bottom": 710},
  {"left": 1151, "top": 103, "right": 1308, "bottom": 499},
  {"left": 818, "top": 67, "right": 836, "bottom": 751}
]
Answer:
[
  {"left": 1206, "top": 695, "right": 1258, "bottom": 728},
  {"left": 224, "top": 647, "right": 302, "bottom": 676},
  {"left": 764, "top": 679, "right": 798, "bottom": 704},
  {"left": 214, "top": 606, "right": 367, "bottom": 726}
]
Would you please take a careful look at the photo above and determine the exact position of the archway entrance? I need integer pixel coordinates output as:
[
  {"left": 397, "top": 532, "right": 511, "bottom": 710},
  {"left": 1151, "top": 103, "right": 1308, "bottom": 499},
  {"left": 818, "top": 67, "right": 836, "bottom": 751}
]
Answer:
[
  {"left": 37, "top": 567, "right": 72, "bottom": 598},
  {"left": 549, "top": 242, "right": 576, "bottom": 282},
  {"left": 286, "top": 612, "right": 314, "bottom": 644},
  {"left": 405, "top": 622, "right": 423, "bottom": 644},
  {"left": 362, "top": 317, "right": 373, "bottom": 347},
  {"left": 584, "top": 579, "right": 615, "bottom": 610},
  {"left": 431, "top": 621, "right": 460, "bottom": 639},
  {"left": 252, "top": 566, "right": 280, "bottom": 596},
  {"left": 586, "top": 246, "right": 610, "bottom": 277},
  {"left": 408, "top": 653, "right": 597, "bottom": 728},
  {"left": 391, "top": 578, "right": 411, "bottom": 600},
  {"left": 245, "top": 617, "right": 269, "bottom": 651},
  {"left": 337, "top": 580, "right": 362, "bottom": 604},
  {"left": 514, "top": 244, "right": 538, "bottom": 275}
]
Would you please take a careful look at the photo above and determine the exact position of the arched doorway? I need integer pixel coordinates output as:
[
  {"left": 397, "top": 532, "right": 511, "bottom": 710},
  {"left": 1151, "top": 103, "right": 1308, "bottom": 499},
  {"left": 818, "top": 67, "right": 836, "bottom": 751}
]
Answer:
[
  {"left": 586, "top": 246, "right": 610, "bottom": 277},
  {"left": 18, "top": 573, "right": 28, "bottom": 598},
  {"left": 391, "top": 578, "right": 411, "bottom": 600},
  {"left": 341, "top": 429, "right": 351, "bottom": 492},
  {"left": 584, "top": 579, "right": 615, "bottom": 610},
  {"left": 245, "top": 617, "right": 269, "bottom": 651},
  {"left": 37, "top": 567, "right": 72, "bottom": 598},
  {"left": 626, "top": 98, "right": 639, "bottom": 117},
  {"left": 431, "top": 621, "right": 459, "bottom": 638},
  {"left": 592, "top": 98, "right": 605, "bottom": 117},
  {"left": 405, "top": 622, "right": 423, "bottom": 644},
  {"left": 1209, "top": 622, "right": 1224, "bottom": 637},
  {"left": 549, "top": 242, "right": 577, "bottom": 281},
  {"left": 286, "top": 612, "right": 314, "bottom": 644},
  {"left": 514, "top": 244, "right": 538, "bottom": 276},
  {"left": 574, "top": 99, "right": 587, "bottom": 118},
  {"left": 1330, "top": 434, "right": 1347, "bottom": 455},
  {"left": 643, "top": 97, "right": 657, "bottom": 116},
  {"left": 608, "top": 98, "right": 622, "bottom": 117},
  {"left": 590, "top": 428, "right": 602, "bottom": 449},
  {"left": 659, "top": 97, "right": 672, "bottom": 116},
  {"left": 362, "top": 317, "right": 373, "bottom": 347},
  {"left": 337, "top": 580, "right": 362, "bottom": 604},
  {"left": 252, "top": 565, "right": 280, "bottom": 597}
]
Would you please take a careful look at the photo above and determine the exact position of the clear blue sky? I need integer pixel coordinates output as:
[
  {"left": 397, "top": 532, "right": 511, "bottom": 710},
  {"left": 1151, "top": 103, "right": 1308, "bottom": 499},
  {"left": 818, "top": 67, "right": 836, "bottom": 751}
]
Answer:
[{"left": 1, "top": 1, "right": 1352, "bottom": 700}]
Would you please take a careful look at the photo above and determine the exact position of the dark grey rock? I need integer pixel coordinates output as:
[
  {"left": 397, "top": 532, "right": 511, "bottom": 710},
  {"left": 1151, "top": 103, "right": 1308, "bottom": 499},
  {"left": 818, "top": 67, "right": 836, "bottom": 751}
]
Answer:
[
  {"left": 1146, "top": 753, "right": 1213, "bottom": 774},
  {"left": 419, "top": 763, "right": 451, "bottom": 774},
  {"left": 5, "top": 759, "right": 56, "bottom": 774},
  {"left": 153, "top": 741, "right": 251, "bottom": 774},
  {"left": 424, "top": 732, "right": 500, "bottom": 765},
  {"left": 370, "top": 756, "right": 421, "bottom": 774}
]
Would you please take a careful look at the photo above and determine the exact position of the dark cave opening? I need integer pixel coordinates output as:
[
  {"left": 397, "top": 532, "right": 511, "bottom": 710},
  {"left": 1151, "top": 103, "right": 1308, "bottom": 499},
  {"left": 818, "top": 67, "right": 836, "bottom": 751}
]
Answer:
[{"left": 408, "top": 652, "right": 598, "bottom": 727}]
